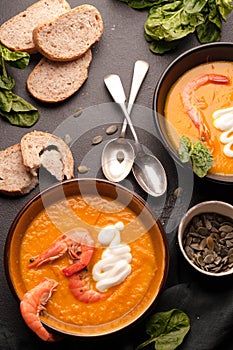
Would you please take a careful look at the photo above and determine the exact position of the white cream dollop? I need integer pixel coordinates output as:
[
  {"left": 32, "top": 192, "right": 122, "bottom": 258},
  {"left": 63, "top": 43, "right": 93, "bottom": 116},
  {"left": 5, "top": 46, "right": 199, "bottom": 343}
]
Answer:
[
  {"left": 92, "top": 222, "right": 132, "bottom": 292},
  {"left": 212, "top": 107, "right": 233, "bottom": 157}
]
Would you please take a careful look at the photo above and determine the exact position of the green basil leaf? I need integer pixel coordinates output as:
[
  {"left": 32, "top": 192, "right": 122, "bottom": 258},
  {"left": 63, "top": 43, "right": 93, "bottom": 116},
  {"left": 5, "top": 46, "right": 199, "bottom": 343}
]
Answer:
[
  {"left": 0, "top": 109, "right": 39, "bottom": 127},
  {"left": 190, "top": 141, "right": 213, "bottom": 177},
  {"left": 178, "top": 136, "right": 191, "bottom": 163},
  {"left": 0, "top": 44, "right": 30, "bottom": 69},
  {"left": 136, "top": 309, "right": 190, "bottom": 350}
]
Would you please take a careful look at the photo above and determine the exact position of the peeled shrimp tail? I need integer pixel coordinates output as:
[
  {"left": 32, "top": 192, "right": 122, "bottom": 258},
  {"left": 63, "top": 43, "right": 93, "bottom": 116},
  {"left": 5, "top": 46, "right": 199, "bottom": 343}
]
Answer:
[{"left": 20, "top": 278, "right": 58, "bottom": 342}]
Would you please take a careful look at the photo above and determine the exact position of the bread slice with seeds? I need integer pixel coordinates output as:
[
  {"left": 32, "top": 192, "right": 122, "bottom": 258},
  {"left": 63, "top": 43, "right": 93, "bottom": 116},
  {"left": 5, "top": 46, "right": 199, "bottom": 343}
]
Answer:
[
  {"left": 27, "top": 49, "right": 92, "bottom": 103},
  {"left": 0, "top": 0, "right": 71, "bottom": 53},
  {"left": 20, "top": 131, "right": 74, "bottom": 180},
  {"left": 0, "top": 144, "right": 38, "bottom": 196},
  {"left": 33, "top": 4, "right": 103, "bottom": 61}
]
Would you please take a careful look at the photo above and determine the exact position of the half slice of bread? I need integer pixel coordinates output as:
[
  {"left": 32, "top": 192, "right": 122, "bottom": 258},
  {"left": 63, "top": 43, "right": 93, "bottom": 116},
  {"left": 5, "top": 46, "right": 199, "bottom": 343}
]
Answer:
[
  {"left": 0, "top": 144, "right": 39, "bottom": 196},
  {"left": 0, "top": 0, "right": 71, "bottom": 53},
  {"left": 21, "top": 131, "right": 74, "bottom": 180},
  {"left": 33, "top": 4, "right": 103, "bottom": 61},
  {"left": 27, "top": 49, "right": 92, "bottom": 103}
]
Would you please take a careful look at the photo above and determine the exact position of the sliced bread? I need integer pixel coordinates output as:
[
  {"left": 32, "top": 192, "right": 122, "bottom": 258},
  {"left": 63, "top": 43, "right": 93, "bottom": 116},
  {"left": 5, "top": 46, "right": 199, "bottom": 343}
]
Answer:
[
  {"left": 0, "top": 144, "right": 39, "bottom": 196},
  {"left": 21, "top": 131, "right": 74, "bottom": 180},
  {"left": 0, "top": 0, "right": 71, "bottom": 53},
  {"left": 33, "top": 4, "right": 103, "bottom": 61},
  {"left": 26, "top": 49, "right": 92, "bottom": 103}
]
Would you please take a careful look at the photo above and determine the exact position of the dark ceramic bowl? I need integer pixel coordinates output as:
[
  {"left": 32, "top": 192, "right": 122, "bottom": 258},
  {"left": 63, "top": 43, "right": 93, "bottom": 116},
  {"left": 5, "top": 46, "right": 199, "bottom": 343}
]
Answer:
[
  {"left": 153, "top": 42, "right": 233, "bottom": 183},
  {"left": 4, "top": 178, "right": 169, "bottom": 339},
  {"left": 178, "top": 200, "right": 233, "bottom": 277}
]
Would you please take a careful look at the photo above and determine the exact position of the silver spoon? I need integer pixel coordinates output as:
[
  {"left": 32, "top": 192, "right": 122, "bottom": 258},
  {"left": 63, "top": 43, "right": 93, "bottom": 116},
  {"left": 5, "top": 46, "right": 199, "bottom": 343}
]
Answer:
[
  {"left": 101, "top": 60, "right": 149, "bottom": 182},
  {"left": 104, "top": 74, "right": 167, "bottom": 197}
]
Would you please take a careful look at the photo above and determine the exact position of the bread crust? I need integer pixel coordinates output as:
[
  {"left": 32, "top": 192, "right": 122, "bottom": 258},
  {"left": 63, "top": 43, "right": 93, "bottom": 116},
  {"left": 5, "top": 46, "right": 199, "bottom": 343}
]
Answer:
[
  {"left": 33, "top": 4, "right": 104, "bottom": 61},
  {"left": 21, "top": 131, "right": 74, "bottom": 180},
  {"left": 0, "top": 0, "right": 71, "bottom": 53},
  {"left": 27, "top": 49, "right": 92, "bottom": 103},
  {"left": 0, "top": 144, "right": 39, "bottom": 196}
]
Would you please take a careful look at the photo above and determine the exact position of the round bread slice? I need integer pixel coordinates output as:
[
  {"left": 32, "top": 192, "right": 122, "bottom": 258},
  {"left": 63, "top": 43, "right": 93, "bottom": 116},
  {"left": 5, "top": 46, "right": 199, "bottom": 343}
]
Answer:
[
  {"left": 0, "top": 0, "right": 71, "bottom": 53},
  {"left": 21, "top": 131, "right": 74, "bottom": 180},
  {"left": 27, "top": 49, "right": 92, "bottom": 103},
  {"left": 0, "top": 144, "right": 38, "bottom": 196},
  {"left": 32, "top": 4, "right": 103, "bottom": 61}
]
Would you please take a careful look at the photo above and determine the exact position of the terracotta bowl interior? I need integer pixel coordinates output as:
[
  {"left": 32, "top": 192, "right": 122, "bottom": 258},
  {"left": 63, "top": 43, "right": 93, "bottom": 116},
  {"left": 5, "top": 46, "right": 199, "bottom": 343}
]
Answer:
[
  {"left": 153, "top": 42, "right": 233, "bottom": 183},
  {"left": 178, "top": 200, "right": 233, "bottom": 276},
  {"left": 5, "top": 178, "right": 169, "bottom": 337}
]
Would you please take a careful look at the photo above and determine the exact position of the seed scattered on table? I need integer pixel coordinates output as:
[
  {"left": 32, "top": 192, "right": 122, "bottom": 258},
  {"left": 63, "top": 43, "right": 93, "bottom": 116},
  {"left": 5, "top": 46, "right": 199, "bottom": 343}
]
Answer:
[
  {"left": 63, "top": 134, "right": 72, "bottom": 145},
  {"left": 182, "top": 212, "right": 233, "bottom": 273},
  {"left": 92, "top": 135, "right": 103, "bottom": 145},
  {"left": 106, "top": 125, "right": 118, "bottom": 135},
  {"left": 77, "top": 165, "right": 89, "bottom": 174}
]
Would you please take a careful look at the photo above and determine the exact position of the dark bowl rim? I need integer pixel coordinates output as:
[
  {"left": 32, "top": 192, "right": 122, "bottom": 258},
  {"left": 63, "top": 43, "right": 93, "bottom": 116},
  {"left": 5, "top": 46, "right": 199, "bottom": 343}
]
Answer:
[
  {"left": 4, "top": 177, "right": 170, "bottom": 338},
  {"left": 152, "top": 41, "right": 233, "bottom": 184}
]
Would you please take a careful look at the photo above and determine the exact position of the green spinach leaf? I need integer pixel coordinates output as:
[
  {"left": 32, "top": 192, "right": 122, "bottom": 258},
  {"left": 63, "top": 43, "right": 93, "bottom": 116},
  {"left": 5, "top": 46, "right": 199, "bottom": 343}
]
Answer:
[
  {"left": 118, "top": 0, "right": 233, "bottom": 53},
  {"left": 144, "top": 1, "right": 204, "bottom": 53},
  {"left": 0, "top": 45, "right": 39, "bottom": 127},
  {"left": 183, "top": 0, "right": 208, "bottom": 13},
  {"left": 0, "top": 43, "right": 30, "bottom": 69},
  {"left": 217, "top": 0, "right": 233, "bottom": 19},
  {"left": 149, "top": 38, "right": 181, "bottom": 54},
  {"left": 178, "top": 136, "right": 214, "bottom": 177},
  {"left": 136, "top": 308, "right": 190, "bottom": 350},
  {"left": 118, "top": 0, "right": 168, "bottom": 9},
  {"left": 196, "top": 20, "right": 221, "bottom": 43},
  {"left": 0, "top": 74, "right": 15, "bottom": 91}
]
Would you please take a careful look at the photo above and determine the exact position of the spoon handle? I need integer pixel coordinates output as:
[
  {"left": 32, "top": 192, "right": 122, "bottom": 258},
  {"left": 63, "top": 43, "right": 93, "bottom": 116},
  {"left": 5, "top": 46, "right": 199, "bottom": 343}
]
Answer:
[
  {"left": 121, "top": 60, "right": 149, "bottom": 138},
  {"left": 104, "top": 74, "right": 140, "bottom": 144}
]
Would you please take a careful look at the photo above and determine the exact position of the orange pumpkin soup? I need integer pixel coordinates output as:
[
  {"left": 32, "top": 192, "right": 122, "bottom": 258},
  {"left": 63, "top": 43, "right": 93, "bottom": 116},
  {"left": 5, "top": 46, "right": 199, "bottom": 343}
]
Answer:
[
  {"left": 14, "top": 194, "right": 166, "bottom": 335},
  {"left": 165, "top": 61, "right": 233, "bottom": 175}
]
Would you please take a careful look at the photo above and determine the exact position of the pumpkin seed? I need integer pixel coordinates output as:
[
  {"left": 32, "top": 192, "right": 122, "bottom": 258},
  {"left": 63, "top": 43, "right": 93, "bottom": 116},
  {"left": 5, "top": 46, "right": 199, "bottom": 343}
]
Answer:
[
  {"left": 106, "top": 124, "right": 118, "bottom": 135},
  {"left": 174, "top": 187, "right": 183, "bottom": 198},
  {"left": 206, "top": 236, "right": 214, "bottom": 250},
  {"left": 92, "top": 135, "right": 103, "bottom": 145},
  {"left": 182, "top": 212, "right": 233, "bottom": 274},
  {"left": 77, "top": 165, "right": 89, "bottom": 174},
  {"left": 219, "top": 225, "right": 233, "bottom": 233},
  {"left": 63, "top": 134, "right": 72, "bottom": 145}
]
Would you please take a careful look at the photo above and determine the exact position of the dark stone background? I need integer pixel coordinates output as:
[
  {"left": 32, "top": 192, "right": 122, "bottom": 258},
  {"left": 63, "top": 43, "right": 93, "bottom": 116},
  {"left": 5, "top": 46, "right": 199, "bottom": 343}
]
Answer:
[{"left": 0, "top": 1, "right": 233, "bottom": 349}]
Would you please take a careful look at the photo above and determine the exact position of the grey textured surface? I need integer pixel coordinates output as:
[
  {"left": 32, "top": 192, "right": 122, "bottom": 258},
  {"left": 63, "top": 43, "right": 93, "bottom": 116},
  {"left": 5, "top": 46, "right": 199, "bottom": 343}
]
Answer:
[{"left": 0, "top": 1, "right": 233, "bottom": 349}]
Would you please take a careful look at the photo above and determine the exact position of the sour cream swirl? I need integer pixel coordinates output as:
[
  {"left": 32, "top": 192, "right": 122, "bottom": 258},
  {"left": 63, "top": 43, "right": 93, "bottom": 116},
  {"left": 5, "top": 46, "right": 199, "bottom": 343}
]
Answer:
[
  {"left": 92, "top": 222, "right": 132, "bottom": 292},
  {"left": 212, "top": 107, "right": 233, "bottom": 157}
]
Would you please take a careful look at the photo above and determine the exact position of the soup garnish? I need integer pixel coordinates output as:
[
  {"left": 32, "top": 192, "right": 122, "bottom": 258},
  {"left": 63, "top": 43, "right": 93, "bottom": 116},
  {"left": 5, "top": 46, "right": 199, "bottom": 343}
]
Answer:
[{"left": 165, "top": 61, "right": 233, "bottom": 175}]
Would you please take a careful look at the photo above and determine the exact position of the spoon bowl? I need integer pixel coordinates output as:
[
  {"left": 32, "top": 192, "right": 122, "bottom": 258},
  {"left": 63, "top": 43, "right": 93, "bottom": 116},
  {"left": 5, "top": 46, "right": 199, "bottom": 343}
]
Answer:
[
  {"left": 102, "top": 60, "right": 149, "bottom": 182},
  {"left": 104, "top": 74, "right": 167, "bottom": 197},
  {"left": 102, "top": 138, "right": 134, "bottom": 182},
  {"left": 133, "top": 148, "right": 167, "bottom": 196}
]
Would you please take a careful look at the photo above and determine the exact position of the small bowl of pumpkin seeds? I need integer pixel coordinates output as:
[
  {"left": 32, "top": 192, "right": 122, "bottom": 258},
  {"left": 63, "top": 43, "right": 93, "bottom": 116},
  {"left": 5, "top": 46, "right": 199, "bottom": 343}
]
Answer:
[{"left": 178, "top": 201, "right": 233, "bottom": 277}]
